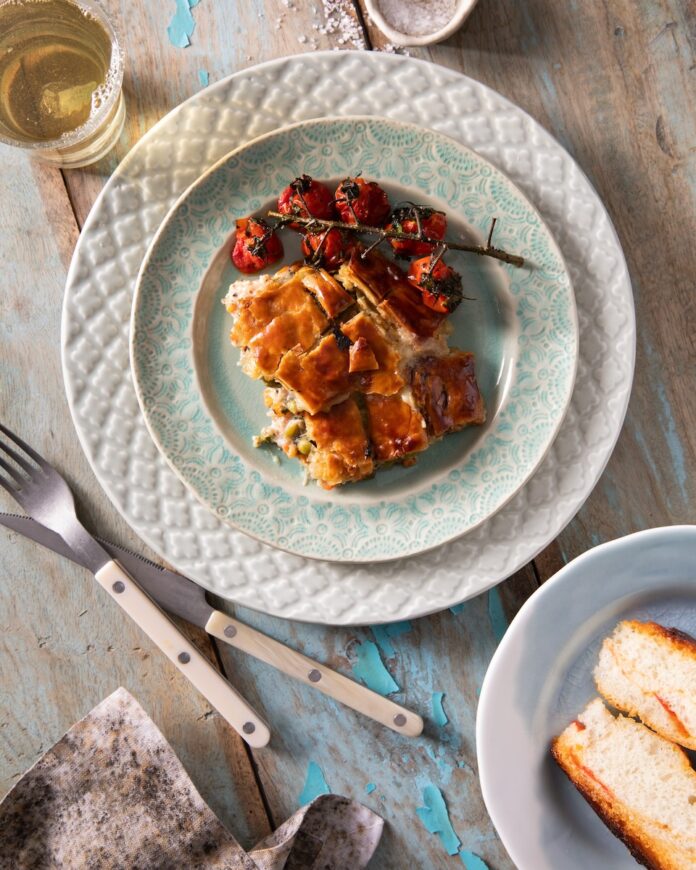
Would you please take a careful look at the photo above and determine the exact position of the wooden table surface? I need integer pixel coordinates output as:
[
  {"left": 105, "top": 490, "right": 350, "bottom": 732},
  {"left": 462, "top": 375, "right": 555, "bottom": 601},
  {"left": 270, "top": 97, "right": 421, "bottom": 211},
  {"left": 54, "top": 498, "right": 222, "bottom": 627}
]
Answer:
[{"left": 1, "top": 2, "right": 695, "bottom": 867}]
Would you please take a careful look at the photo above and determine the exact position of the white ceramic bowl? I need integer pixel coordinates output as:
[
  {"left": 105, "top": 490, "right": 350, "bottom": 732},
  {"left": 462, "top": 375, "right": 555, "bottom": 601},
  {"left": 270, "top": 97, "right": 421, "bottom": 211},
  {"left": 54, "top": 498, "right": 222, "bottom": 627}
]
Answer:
[
  {"left": 476, "top": 525, "right": 696, "bottom": 869},
  {"left": 364, "top": 0, "right": 478, "bottom": 46}
]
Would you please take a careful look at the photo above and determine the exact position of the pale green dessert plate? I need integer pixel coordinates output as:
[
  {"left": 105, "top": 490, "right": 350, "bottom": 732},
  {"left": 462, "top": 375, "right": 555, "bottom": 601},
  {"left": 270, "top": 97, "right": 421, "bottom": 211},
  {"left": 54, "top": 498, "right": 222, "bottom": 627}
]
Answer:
[{"left": 131, "top": 116, "right": 577, "bottom": 562}]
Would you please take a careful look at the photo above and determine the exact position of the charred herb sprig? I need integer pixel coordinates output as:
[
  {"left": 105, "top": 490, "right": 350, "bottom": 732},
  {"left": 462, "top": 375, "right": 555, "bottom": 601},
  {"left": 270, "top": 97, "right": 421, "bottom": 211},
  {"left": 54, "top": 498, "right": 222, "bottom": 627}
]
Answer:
[{"left": 267, "top": 211, "right": 525, "bottom": 268}]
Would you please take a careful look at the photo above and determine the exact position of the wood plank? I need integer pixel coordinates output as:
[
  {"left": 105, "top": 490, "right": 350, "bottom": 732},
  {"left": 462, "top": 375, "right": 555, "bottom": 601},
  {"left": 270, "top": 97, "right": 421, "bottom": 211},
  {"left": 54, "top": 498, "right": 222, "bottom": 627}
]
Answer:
[
  {"left": 0, "top": 149, "right": 271, "bottom": 848},
  {"left": 61, "top": 0, "right": 365, "bottom": 227},
  {"left": 359, "top": 0, "right": 696, "bottom": 577},
  {"left": 212, "top": 564, "right": 537, "bottom": 869},
  {"left": 525, "top": 0, "right": 696, "bottom": 568}
]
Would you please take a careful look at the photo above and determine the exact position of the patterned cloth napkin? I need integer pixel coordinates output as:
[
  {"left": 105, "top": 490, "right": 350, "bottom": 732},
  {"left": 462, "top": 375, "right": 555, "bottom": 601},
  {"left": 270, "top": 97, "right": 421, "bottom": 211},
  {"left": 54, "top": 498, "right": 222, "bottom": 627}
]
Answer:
[{"left": 0, "top": 688, "right": 383, "bottom": 869}]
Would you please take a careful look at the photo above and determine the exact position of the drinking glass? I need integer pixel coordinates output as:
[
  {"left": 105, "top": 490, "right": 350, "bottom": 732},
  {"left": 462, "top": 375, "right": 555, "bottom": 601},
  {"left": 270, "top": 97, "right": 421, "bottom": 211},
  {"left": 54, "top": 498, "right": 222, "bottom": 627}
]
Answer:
[{"left": 0, "top": 0, "right": 125, "bottom": 168}]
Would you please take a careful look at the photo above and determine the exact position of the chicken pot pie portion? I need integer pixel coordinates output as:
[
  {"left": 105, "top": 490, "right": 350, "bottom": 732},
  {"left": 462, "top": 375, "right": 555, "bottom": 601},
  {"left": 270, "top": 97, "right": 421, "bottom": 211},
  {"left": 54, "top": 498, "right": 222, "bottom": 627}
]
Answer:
[{"left": 223, "top": 251, "right": 486, "bottom": 489}]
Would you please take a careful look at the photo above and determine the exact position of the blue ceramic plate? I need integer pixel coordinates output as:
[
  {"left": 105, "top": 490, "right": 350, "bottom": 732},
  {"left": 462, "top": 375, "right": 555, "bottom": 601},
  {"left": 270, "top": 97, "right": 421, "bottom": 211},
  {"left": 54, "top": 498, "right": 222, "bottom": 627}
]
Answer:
[
  {"left": 131, "top": 117, "right": 577, "bottom": 562},
  {"left": 477, "top": 525, "right": 696, "bottom": 869}
]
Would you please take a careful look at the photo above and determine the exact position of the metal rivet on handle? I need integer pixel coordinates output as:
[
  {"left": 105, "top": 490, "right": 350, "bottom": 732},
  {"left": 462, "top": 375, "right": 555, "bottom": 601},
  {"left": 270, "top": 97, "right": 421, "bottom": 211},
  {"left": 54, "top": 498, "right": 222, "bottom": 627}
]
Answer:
[
  {"left": 224, "top": 625, "right": 237, "bottom": 638},
  {"left": 393, "top": 714, "right": 407, "bottom": 727},
  {"left": 242, "top": 722, "right": 256, "bottom": 734},
  {"left": 178, "top": 652, "right": 191, "bottom": 664},
  {"left": 112, "top": 581, "right": 125, "bottom": 594},
  {"left": 308, "top": 669, "right": 321, "bottom": 682}
]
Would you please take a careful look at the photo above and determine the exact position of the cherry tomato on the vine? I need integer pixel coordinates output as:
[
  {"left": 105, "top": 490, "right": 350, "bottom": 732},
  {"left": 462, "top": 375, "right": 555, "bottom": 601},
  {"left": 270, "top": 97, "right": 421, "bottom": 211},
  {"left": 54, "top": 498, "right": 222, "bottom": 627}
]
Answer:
[
  {"left": 301, "top": 228, "right": 347, "bottom": 270},
  {"left": 231, "top": 217, "right": 283, "bottom": 274},
  {"left": 387, "top": 206, "right": 447, "bottom": 257},
  {"left": 408, "top": 256, "right": 464, "bottom": 314},
  {"left": 277, "top": 175, "right": 336, "bottom": 229},
  {"left": 335, "top": 176, "right": 391, "bottom": 226}
]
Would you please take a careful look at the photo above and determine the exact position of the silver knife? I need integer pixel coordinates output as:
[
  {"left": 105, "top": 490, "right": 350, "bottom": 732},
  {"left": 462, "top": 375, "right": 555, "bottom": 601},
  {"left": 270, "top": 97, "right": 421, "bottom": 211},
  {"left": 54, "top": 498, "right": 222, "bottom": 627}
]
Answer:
[{"left": 0, "top": 513, "right": 423, "bottom": 737}]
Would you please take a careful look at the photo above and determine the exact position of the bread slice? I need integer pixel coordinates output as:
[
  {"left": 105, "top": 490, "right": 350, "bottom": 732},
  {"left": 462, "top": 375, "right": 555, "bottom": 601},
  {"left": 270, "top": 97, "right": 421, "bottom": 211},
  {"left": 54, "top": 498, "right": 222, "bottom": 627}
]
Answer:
[
  {"left": 594, "top": 620, "right": 696, "bottom": 750},
  {"left": 552, "top": 698, "right": 696, "bottom": 870}
]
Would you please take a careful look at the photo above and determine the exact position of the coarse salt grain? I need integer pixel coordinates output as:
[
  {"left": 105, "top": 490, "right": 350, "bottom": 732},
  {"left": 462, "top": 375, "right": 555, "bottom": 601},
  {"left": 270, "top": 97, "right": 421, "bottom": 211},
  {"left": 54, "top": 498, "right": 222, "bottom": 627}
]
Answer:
[
  {"left": 316, "top": 0, "right": 364, "bottom": 49},
  {"left": 298, "top": 0, "right": 410, "bottom": 54},
  {"left": 375, "top": 0, "right": 456, "bottom": 36}
]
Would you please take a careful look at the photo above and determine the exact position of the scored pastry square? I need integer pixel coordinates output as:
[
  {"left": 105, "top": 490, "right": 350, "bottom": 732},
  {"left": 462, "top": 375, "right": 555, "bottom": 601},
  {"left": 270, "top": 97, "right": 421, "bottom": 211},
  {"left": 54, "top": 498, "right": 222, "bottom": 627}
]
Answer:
[
  {"left": 304, "top": 398, "right": 375, "bottom": 488},
  {"left": 339, "top": 250, "right": 449, "bottom": 339},
  {"left": 364, "top": 394, "right": 429, "bottom": 463},
  {"left": 341, "top": 311, "right": 404, "bottom": 396},
  {"left": 274, "top": 333, "right": 353, "bottom": 416},
  {"left": 411, "top": 352, "right": 486, "bottom": 437},
  {"left": 225, "top": 267, "right": 331, "bottom": 379}
]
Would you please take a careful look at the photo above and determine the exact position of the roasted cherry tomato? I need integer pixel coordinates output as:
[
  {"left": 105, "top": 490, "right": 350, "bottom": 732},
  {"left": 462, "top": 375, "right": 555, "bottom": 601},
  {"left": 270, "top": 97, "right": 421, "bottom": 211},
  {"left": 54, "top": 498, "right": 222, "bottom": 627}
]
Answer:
[
  {"left": 387, "top": 206, "right": 447, "bottom": 257},
  {"left": 408, "top": 256, "right": 463, "bottom": 314},
  {"left": 335, "top": 176, "right": 391, "bottom": 226},
  {"left": 277, "top": 174, "right": 336, "bottom": 229},
  {"left": 231, "top": 217, "right": 283, "bottom": 274},
  {"left": 301, "top": 228, "right": 346, "bottom": 269}
]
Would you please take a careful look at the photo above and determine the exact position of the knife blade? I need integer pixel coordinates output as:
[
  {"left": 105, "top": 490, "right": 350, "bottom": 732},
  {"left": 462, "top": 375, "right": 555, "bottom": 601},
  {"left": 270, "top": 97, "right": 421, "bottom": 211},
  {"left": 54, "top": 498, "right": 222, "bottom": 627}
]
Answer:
[
  {"left": 0, "top": 513, "right": 214, "bottom": 628},
  {"left": 0, "top": 512, "right": 425, "bottom": 737}
]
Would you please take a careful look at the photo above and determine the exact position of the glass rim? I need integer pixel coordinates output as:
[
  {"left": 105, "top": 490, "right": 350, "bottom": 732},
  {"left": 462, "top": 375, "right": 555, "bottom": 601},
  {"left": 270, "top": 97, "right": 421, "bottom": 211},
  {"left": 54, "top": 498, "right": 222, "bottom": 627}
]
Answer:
[{"left": 0, "top": 0, "right": 125, "bottom": 152}]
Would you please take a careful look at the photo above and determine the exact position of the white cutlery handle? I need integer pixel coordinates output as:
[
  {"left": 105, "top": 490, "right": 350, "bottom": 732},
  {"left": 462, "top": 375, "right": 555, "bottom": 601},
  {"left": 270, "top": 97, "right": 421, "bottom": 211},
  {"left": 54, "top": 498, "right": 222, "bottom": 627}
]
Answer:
[
  {"left": 205, "top": 610, "right": 423, "bottom": 737},
  {"left": 95, "top": 561, "right": 270, "bottom": 748}
]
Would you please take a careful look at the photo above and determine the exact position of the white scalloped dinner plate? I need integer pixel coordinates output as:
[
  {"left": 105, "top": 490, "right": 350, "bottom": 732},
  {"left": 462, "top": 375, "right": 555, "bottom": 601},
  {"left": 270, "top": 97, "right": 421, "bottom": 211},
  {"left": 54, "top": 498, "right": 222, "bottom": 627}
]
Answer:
[
  {"left": 476, "top": 526, "right": 696, "bottom": 869},
  {"left": 62, "top": 52, "right": 635, "bottom": 624}
]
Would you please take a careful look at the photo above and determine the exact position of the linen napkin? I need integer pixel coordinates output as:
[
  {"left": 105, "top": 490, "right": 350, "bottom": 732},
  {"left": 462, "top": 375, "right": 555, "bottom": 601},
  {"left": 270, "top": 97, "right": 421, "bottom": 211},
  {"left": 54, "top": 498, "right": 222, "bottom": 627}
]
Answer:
[{"left": 0, "top": 688, "right": 383, "bottom": 869}]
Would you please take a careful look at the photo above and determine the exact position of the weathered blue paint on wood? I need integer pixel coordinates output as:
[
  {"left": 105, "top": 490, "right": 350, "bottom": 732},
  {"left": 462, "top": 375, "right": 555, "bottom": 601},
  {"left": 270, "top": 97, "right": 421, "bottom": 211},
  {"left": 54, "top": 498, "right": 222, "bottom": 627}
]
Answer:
[
  {"left": 3, "top": 1, "right": 696, "bottom": 868},
  {"left": 215, "top": 572, "right": 536, "bottom": 867},
  {"left": 298, "top": 761, "right": 331, "bottom": 805},
  {"left": 416, "top": 784, "right": 462, "bottom": 856},
  {"left": 0, "top": 146, "right": 271, "bottom": 847},
  {"left": 352, "top": 639, "right": 401, "bottom": 695},
  {"left": 432, "top": 692, "right": 449, "bottom": 727}
]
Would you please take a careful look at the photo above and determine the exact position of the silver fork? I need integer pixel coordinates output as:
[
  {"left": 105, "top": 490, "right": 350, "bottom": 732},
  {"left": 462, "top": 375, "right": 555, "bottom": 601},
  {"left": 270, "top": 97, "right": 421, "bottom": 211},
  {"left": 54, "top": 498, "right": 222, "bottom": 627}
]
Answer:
[{"left": 0, "top": 422, "right": 270, "bottom": 747}]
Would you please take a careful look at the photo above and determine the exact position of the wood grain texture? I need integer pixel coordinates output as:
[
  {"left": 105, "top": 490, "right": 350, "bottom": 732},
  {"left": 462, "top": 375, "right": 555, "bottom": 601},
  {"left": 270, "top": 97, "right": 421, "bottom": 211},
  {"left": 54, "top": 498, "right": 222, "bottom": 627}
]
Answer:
[
  {"left": 360, "top": 0, "right": 696, "bottom": 574},
  {"left": 3, "top": 0, "right": 696, "bottom": 867},
  {"left": 0, "top": 147, "right": 271, "bottom": 848},
  {"left": 214, "top": 569, "right": 538, "bottom": 869},
  {"left": 61, "top": 0, "right": 360, "bottom": 227}
]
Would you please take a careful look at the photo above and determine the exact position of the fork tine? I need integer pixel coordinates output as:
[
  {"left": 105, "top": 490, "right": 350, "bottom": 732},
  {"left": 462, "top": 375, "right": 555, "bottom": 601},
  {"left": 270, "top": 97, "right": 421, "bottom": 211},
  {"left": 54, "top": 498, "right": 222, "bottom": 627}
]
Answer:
[
  {"left": 0, "top": 422, "right": 49, "bottom": 470},
  {"left": 0, "top": 434, "right": 35, "bottom": 475},
  {"left": 0, "top": 471, "right": 19, "bottom": 497},
  {"left": 0, "top": 453, "right": 27, "bottom": 485}
]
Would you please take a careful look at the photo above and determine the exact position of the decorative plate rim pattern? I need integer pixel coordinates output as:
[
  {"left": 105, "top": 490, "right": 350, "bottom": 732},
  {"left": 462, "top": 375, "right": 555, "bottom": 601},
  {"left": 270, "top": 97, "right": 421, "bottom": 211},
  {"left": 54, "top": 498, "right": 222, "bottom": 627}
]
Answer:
[
  {"left": 130, "top": 115, "right": 578, "bottom": 562},
  {"left": 61, "top": 51, "right": 635, "bottom": 623}
]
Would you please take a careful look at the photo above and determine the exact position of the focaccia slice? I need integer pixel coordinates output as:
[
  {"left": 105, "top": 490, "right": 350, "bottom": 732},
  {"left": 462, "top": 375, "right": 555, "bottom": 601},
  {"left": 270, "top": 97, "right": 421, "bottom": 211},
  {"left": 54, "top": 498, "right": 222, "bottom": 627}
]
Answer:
[
  {"left": 553, "top": 699, "right": 696, "bottom": 870},
  {"left": 594, "top": 620, "right": 696, "bottom": 751}
]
